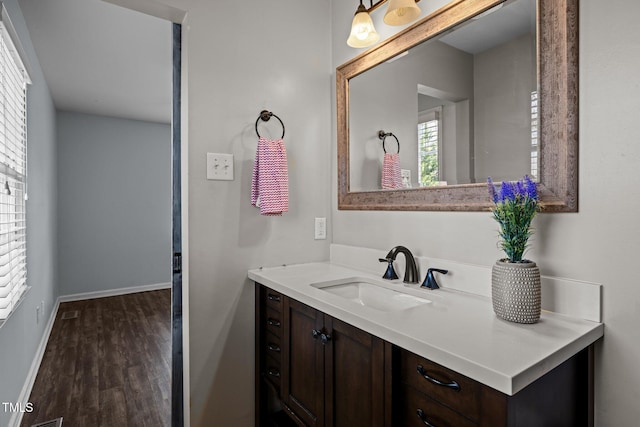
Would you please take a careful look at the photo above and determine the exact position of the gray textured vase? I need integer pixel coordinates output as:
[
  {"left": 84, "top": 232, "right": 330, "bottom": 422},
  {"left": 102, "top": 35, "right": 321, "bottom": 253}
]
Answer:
[{"left": 491, "top": 259, "right": 541, "bottom": 324}]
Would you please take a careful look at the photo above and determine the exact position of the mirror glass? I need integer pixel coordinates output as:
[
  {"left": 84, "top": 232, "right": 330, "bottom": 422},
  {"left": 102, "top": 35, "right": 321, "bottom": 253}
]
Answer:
[
  {"left": 349, "top": 0, "right": 536, "bottom": 191},
  {"left": 337, "top": 0, "right": 578, "bottom": 211}
]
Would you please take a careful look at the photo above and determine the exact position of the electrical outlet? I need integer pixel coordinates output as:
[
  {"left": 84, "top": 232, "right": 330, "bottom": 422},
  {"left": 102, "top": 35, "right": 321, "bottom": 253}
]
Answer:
[
  {"left": 315, "top": 217, "right": 327, "bottom": 240},
  {"left": 206, "top": 153, "right": 234, "bottom": 181},
  {"left": 401, "top": 169, "right": 412, "bottom": 188}
]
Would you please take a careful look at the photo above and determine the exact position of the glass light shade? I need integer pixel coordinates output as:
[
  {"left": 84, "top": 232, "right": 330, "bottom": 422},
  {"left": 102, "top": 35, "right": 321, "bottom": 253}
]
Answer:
[
  {"left": 347, "top": 10, "right": 380, "bottom": 48},
  {"left": 383, "top": 0, "right": 421, "bottom": 26}
]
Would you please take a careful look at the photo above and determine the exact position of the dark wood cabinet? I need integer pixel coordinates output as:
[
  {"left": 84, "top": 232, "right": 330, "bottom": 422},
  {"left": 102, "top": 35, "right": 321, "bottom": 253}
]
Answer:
[
  {"left": 323, "top": 315, "right": 386, "bottom": 427},
  {"left": 256, "top": 283, "right": 593, "bottom": 427},
  {"left": 395, "top": 346, "right": 592, "bottom": 427},
  {"left": 256, "top": 284, "right": 389, "bottom": 427},
  {"left": 282, "top": 297, "right": 388, "bottom": 427},
  {"left": 282, "top": 297, "right": 325, "bottom": 426}
]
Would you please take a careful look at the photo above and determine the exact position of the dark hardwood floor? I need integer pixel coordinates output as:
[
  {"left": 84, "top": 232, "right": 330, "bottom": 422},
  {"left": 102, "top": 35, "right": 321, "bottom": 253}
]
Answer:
[{"left": 21, "top": 289, "right": 171, "bottom": 427}]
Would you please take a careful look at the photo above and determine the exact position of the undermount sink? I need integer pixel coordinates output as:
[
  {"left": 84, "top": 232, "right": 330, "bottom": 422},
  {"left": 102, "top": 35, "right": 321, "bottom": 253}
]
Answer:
[{"left": 311, "top": 277, "right": 431, "bottom": 312}]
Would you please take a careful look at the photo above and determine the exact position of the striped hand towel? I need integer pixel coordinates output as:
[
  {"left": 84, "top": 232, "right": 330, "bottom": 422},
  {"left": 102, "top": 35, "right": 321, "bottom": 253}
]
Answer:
[
  {"left": 251, "top": 137, "right": 289, "bottom": 216},
  {"left": 381, "top": 152, "right": 402, "bottom": 189}
]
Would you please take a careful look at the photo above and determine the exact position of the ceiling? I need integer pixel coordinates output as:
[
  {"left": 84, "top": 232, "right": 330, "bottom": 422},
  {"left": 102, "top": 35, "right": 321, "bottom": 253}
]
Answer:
[
  {"left": 19, "top": 0, "right": 172, "bottom": 124},
  {"left": 438, "top": 0, "right": 535, "bottom": 55}
]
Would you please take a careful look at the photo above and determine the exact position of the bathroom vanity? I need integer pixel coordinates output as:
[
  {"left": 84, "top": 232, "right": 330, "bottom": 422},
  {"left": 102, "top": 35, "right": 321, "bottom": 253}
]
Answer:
[{"left": 250, "top": 262, "right": 603, "bottom": 427}]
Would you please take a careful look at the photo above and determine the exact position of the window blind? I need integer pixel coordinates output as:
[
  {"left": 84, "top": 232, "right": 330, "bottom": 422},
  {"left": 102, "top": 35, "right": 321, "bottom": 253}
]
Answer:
[
  {"left": 418, "top": 107, "right": 441, "bottom": 187},
  {"left": 0, "top": 14, "right": 29, "bottom": 321},
  {"left": 531, "top": 91, "right": 538, "bottom": 179}
]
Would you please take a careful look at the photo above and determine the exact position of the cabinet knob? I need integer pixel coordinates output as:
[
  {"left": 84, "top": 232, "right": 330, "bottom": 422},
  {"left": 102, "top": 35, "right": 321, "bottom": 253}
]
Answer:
[
  {"left": 320, "top": 333, "right": 332, "bottom": 345},
  {"left": 311, "top": 329, "right": 332, "bottom": 345},
  {"left": 416, "top": 409, "right": 437, "bottom": 427},
  {"left": 267, "top": 343, "right": 281, "bottom": 353},
  {"left": 267, "top": 293, "right": 281, "bottom": 302},
  {"left": 416, "top": 365, "right": 460, "bottom": 391},
  {"left": 267, "top": 368, "right": 281, "bottom": 378},
  {"left": 267, "top": 318, "right": 281, "bottom": 327}
]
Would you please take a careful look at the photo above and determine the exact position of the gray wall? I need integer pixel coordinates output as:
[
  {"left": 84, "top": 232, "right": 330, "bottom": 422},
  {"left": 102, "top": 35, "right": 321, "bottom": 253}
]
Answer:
[
  {"left": 56, "top": 111, "right": 171, "bottom": 295},
  {"left": 473, "top": 33, "right": 536, "bottom": 181},
  {"left": 349, "top": 40, "right": 473, "bottom": 190},
  {"left": 0, "top": 0, "right": 57, "bottom": 426},
  {"left": 332, "top": 0, "right": 640, "bottom": 425},
  {"left": 180, "top": 2, "right": 332, "bottom": 424}
]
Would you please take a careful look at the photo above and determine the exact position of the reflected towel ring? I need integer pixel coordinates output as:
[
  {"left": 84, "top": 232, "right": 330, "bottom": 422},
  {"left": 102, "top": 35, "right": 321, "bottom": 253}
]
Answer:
[
  {"left": 378, "top": 130, "right": 400, "bottom": 154},
  {"left": 255, "top": 110, "right": 285, "bottom": 139}
]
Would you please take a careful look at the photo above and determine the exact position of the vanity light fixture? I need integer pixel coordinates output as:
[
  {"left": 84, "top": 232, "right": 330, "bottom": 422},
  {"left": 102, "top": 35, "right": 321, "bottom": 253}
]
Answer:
[{"left": 347, "top": 0, "right": 421, "bottom": 48}]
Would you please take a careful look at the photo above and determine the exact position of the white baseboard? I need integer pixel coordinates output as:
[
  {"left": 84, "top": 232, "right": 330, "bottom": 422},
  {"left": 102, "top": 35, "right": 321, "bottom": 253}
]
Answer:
[
  {"left": 58, "top": 282, "right": 171, "bottom": 303},
  {"left": 9, "top": 281, "right": 172, "bottom": 427},
  {"left": 10, "top": 298, "right": 60, "bottom": 427}
]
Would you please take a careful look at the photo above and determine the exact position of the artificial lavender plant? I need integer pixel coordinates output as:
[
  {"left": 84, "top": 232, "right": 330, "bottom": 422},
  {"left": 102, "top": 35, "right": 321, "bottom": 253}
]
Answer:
[{"left": 487, "top": 175, "right": 539, "bottom": 263}]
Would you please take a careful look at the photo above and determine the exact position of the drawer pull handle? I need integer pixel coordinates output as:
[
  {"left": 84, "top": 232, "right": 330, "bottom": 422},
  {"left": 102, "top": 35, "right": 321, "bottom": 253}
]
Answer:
[
  {"left": 267, "top": 294, "right": 281, "bottom": 302},
  {"left": 267, "top": 343, "right": 281, "bottom": 352},
  {"left": 312, "top": 329, "right": 322, "bottom": 339},
  {"left": 268, "top": 368, "right": 281, "bottom": 378},
  {"left": 267, "top": 318, "right": 281, "bottom": 327},
  {"left": 416, "top": 409, "right": 437, "bottom": 427},
  {"left": 417, "top": 365, "right": 460, "bottom": 391}
]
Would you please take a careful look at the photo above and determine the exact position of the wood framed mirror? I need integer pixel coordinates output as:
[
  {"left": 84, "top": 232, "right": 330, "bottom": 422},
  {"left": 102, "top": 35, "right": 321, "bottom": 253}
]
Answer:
[{"left": 337, "top": 0, "right": 577, "bottom": 211}]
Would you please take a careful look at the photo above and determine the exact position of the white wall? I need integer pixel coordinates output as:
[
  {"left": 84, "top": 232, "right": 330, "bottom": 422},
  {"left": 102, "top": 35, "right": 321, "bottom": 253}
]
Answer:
[
  {"left": 56, "top": 111, "right": 172, "bottom": 296},
  {"left": 0, "top": 1, "right": 57, "bottom": 426},
  {"left": 177, "top": 1, "right": 333, "bottom": 425},
  {"left": 332, "top": 0, "right": 640, "bottom": 425}
]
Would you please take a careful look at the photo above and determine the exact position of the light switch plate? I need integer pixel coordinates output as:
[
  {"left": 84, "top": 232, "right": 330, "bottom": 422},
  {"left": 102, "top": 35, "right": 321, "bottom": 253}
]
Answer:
[{"left": 207, "top": 153, "right": 234, "bottom": 180}]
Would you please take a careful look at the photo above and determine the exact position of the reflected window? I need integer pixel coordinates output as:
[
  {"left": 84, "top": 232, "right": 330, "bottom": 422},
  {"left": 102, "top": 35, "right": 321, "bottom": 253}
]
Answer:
[
  {"left": 418, "top": 107, "right": 441, "bottom": 186},
  {"left": 531, "top": 91, "right": 538, "bottom": 180}
]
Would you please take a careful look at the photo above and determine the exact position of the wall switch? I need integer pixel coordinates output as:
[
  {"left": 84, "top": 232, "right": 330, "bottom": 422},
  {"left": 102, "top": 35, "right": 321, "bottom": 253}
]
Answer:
[
  {"left": 206, "top": 153, "right": 234, "bottom": 181},
  {"left": 314, "top": 217, "right": 327, "bottom": 240}
]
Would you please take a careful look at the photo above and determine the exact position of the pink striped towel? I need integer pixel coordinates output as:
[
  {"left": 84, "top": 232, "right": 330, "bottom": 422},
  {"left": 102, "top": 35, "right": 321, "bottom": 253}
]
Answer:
[
  {"left": 381, "top": 153, "right": 402, "bottom": 189},
  {"left": 251, "top": 137, "right": 289, "bottom": 216}
]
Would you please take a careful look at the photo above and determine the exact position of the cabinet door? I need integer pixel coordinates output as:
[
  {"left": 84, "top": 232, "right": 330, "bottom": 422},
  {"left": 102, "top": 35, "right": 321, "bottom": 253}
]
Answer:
[
  {"left": 282, "top": 298, "right": 325, "bottom": 427},
  {"left": 324, "top": 316, "right": 386, "bottom": 427}
]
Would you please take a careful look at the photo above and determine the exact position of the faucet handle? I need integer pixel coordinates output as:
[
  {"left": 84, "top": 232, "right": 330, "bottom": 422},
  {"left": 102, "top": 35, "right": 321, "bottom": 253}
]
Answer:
[
  {"left": 421, "top": 268, "right": 448, "bottom": 290},
  {"left": 379, "top": 258, "right": 399, "bottom": 280}
]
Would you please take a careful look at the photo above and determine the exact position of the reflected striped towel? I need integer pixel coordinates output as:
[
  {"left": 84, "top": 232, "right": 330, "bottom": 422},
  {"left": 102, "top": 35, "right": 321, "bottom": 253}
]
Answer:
[
  {"left": 381, "top": 153, "right": 402, "bottom": 189},
  {"left": 251, "top": 137, "right": 289, "bottom": 216}
]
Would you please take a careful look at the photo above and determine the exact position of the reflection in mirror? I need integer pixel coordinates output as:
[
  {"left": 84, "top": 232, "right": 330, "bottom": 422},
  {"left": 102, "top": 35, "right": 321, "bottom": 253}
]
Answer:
[
  {"left": 337, "top": 0, "right": 578, "bottom": 211},
  {"left": 349, "top": 0, "right": 536, "bottom": 192}
]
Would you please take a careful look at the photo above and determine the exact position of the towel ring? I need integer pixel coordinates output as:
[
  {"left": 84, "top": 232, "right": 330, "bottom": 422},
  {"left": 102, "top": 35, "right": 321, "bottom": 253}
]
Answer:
[
  {"left": 378, "top": 130, "right": 400, "bottom": 154},
  {"left": 255, "top": 110, "right": 285, "bottom": 139}
]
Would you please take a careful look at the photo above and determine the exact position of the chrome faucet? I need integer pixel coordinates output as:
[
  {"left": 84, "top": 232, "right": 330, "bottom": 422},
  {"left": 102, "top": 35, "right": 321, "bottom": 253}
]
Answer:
[{"left": 378, "top": 246, "right": 419, "bottom": 284}]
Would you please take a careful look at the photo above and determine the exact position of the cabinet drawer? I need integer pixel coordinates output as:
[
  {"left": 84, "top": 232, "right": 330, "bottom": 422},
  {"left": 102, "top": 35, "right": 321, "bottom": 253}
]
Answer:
[
  {"left": 265, "top": 289, "right": 283, "bottom": 311},
  {"left": 265, "top": 306, "right": 283, "bottom": 338},
  {"left": 400, "top": 349, "right": 480, "bottom": 420},
  {"left": 401, "top": 385, "right": 476, "bottom": 427}
]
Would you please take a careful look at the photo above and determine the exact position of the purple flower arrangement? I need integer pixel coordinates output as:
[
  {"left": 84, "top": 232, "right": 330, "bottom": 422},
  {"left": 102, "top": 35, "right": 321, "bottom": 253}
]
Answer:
[{"left": 487, "top": 175, "right": 539, "bottom": 263}]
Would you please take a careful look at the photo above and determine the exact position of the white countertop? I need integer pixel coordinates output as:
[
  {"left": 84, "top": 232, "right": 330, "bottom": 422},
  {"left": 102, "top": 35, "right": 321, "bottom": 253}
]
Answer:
[{"left": 248, "top": 262, "right": 603, "bottom": 396}]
